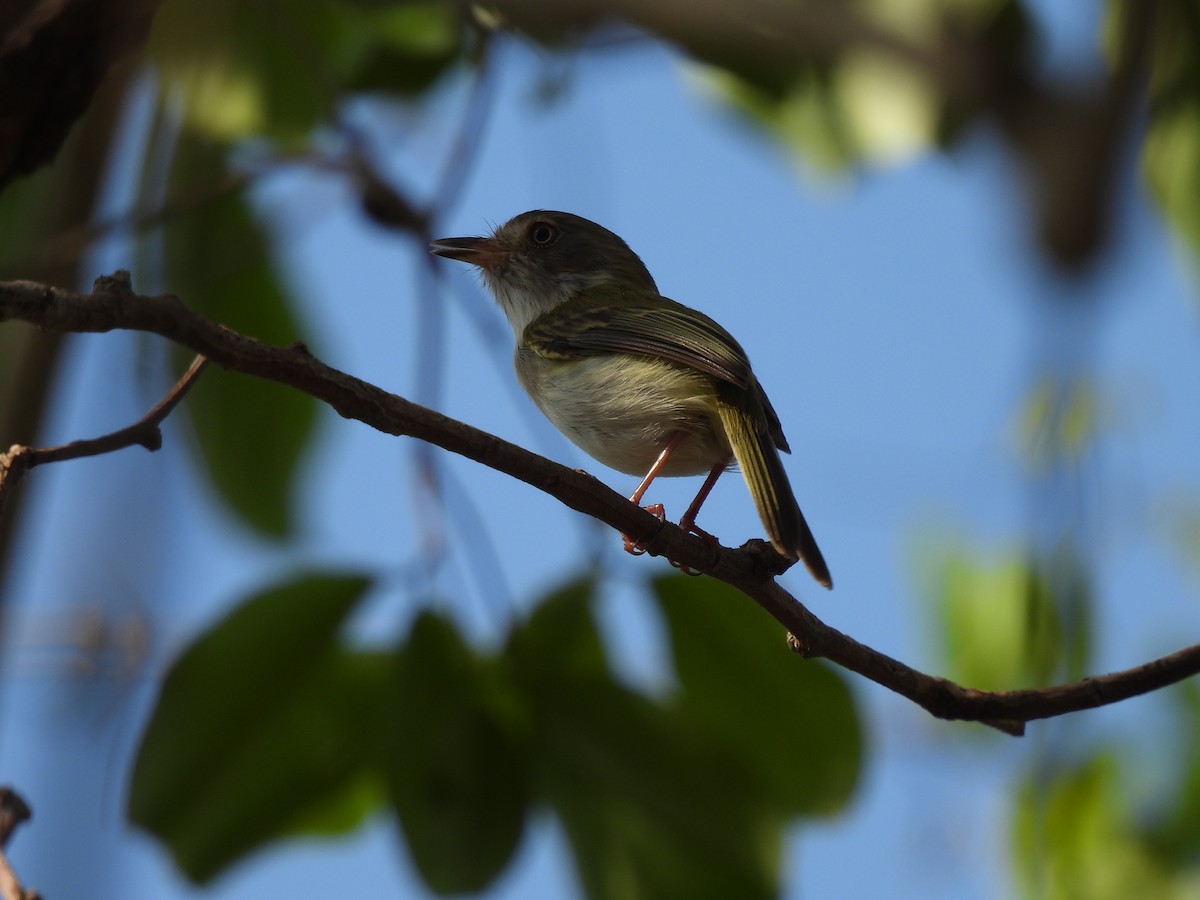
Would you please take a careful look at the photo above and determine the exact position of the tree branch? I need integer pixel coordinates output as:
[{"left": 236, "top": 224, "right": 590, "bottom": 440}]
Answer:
[
  {"left": 0, "top": 787, "right": 37, "bottom": 900},
  {"left": 3, "top": 272, "right": 1199, "bottom": 737},
  {"left": 0, "top": 353, "right": 208, "bottom": 518}
]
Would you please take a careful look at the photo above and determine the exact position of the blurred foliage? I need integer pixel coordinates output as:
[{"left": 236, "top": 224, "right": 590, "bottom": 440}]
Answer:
[
  {"left": 130, "top": 575, "right": 864, "bottom": 895},
  {"left": 161, "top": 133, "right": 319, "bottom": 536},
  {"left": 653, "top": 575, "right": 863, "bottom": 814},
  {"left": 128, "top": 573, "right": 380, "bottom": 882},
  {"left": 3, "top": 0, "right": 1200, "bottom": 896},
  {"left": 1013, "top": 687, "right": 1200, "bottom": 900},
  {"left": 931, "top": 541, "right": 1093, "bottom": 693},
  {"left": 148, "top": 0, "right": 463, "bottom": 142},
  {"left": 1014, "top": 755, "right": 1175, "bottom": 900},
  {"left": 1137, "top": 0, "right": 1200, "bottom": 261},
  {"left": 1162, "top": 494, "right": 1200, "bottom": 583},
  {"left": 1016, "top": 377, "right": 1103, "bottom": 476},
  {"left": 386, "top": 611, "right": 531, "bottom": 893},
  {"left": 699, "top": 0, "right": 1035, "bottom": 171}
]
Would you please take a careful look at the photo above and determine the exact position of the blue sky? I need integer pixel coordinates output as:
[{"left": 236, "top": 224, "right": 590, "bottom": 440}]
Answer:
[{"left": 2, "top": 4, "right": 1200, "bottom": 898}]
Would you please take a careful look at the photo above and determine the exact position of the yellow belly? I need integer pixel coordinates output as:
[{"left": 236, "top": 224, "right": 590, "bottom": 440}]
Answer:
[{"left": 516, "top": 352, "right": 731, "bottom": 476}]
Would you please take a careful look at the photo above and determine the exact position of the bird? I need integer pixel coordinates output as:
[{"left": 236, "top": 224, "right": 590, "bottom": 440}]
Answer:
[{"left": 430, "top": 210, "right": 831, "bottom": 588}]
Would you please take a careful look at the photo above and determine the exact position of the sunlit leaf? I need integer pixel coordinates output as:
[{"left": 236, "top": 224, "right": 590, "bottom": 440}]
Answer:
[
  {"left": 694, "top": 0, "right": 1032, "bottom": 172},
  {"left": 1013, "top": 754, "right": 1194, "bottom": 900},
  {"left": 343, "top": 2, "right": 464, "bottom": 95},
  {"left": 935, "top": 551, "right": 1063, "bottom": 690},
  {"left": 128, "top": 572, "right": 377, "bottom": 883},
  {"left": 699, "top": 64, "right": 857, "bottom": 172},
  {"left": 386, "top": 611, "right": 531, "bottom": 895},
  {"left": 652, "top": 573, "right": 863, "bottom": 816},
  {"left": 1145, "top": 683, "right": 1200, "bottom": 867},
  {"left": 1135, "top": 0, "right": 1200, "bottom": 264},
  {"left": 149, "top": 0, "right": 467, "bottom": 140},
  {"left": 150, "top": 0, "right": 341, "bottom": 141}
]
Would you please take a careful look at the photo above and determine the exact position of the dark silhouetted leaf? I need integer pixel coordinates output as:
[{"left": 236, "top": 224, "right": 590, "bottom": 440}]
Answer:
[
  {"left": 128, "top": 572, "right": 377, "bottom": 883},
  {"left": 386, "top": 611, "right": 531, "bottom": 895},
  {"left": 652, "top": 573, "right": 862, "bottom": 816},
  {"left": 507, "top": 577, "right": 781, "bottom": 900},
  {"left": 163, "top": 134, "right": 318, "bottom": 536},
  {"left": 503, "top": 575, "right": 606, "bottom": 684}
]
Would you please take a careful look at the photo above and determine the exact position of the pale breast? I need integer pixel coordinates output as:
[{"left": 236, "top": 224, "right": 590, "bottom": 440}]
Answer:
[{"left": 515, "top": 352, "right": 731, "bottom": 476}]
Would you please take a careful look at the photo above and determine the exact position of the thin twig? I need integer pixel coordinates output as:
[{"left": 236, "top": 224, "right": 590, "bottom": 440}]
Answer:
[
  {"left": 0, "top": 353, "right": 208, "bottom": 518},
  {"left": 3, "top": 273, "right": 1200, "bottom": 736}
]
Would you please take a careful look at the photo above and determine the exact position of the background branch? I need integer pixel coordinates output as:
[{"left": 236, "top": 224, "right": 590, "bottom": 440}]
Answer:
[
  {"left": 0, "top": 354, "right": 208, "bottom": 518},
  {"left": 0, "top": 787, "right": 36, "bottom": 900},
  {"left": 2, "top": 272, "right": 1198, "bottom": 737}
]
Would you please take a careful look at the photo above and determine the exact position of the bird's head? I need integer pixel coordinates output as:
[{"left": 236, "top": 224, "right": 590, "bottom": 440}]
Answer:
[{"left": 430, "top": 210, "right": 658, "bottom": 337}]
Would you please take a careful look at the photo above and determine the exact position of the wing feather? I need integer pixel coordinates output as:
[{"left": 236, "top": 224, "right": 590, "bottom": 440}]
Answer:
[{"left": 523, "top": 294, "right": 752, "bottom": 389}]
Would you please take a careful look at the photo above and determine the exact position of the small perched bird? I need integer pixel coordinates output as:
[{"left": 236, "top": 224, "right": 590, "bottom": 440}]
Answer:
[{"left": 430, "top": 210, "right": 831, "bottom": 588}]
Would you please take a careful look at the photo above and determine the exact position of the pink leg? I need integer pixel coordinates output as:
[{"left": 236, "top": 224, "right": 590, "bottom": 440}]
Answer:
[
  {"left": 672, "top": 460, "right": 728, "bottom": 574},
  {"left": 623, "top": 433, "right": 685, "bottom": 555},
  {"left": 678, "top": 459, "right": 728, "bottom": 542}
]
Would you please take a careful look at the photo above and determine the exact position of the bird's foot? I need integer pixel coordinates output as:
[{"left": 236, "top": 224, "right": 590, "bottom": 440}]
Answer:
[
  {"left": 622, "top": 503, "right": 666, "bottom": 555},
  {"left": 670, "top": 519, "right": 720, "bottom": 576}
]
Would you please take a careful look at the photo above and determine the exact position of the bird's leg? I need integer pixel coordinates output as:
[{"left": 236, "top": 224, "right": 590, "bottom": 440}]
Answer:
[
  {"left": 678, "top": 459, "right": 727, "bottom": 543},
  {"left": 671, "top": 459, "right": 727, "bottom": 574},
  {"left": 623, "top": 432, "right": 685, "bottom": 555}
]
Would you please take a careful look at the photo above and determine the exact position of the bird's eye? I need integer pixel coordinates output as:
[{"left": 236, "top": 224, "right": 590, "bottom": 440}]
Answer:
[{"left": 530, "top": 222, "right": 557, "bottom": 244}]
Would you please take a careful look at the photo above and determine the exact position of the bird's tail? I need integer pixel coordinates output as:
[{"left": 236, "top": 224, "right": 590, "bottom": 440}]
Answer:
[{"left": 718, "top": 395, "right": 832, "bottom": 589}]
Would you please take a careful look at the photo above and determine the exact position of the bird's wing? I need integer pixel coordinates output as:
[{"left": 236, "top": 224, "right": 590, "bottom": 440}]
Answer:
[{"left": 522, "top": 296, "right": 754, "bottom": 390}]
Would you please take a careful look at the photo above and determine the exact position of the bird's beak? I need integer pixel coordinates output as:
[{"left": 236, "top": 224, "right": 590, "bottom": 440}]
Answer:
[{"left": 429, "top": 236, "right": 508, "bottom": 271}]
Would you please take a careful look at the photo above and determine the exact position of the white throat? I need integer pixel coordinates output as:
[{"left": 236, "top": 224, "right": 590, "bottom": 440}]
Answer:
[{"left": 483, "top": 269, "right": 616, "bottom": 342}]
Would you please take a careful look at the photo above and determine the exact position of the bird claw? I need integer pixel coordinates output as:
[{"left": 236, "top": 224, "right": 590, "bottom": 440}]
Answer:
[
  {"left": 670, "top": 520, "right": 720, "bottom": 575},
  {"left": 622, "top": 506, "right": 720, "bottom": 575},
  {"left": 622, "top": 504, "right": 666, "bottom": 555}
]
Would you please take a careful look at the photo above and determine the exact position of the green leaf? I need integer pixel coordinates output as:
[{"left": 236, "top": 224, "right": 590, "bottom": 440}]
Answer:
[
  {"left": 162, "top": 134, "right": 318, "bottom": 537},
  {"left": 149, "top": 0, "right": 466, "bottom": 141},
  {"left": 1136, "top": 0, "right": 1200, "bottom": 263},
  {"left": 1012, "top": 754, "right": 1189, "bottom": 900},
  {"left": 150, "top": 0, "right": 342, "bottom": 141},
  {"left": 128, "top": 572, "right": 377, "bottom": 884},
  {"left": 0, "top": 162, "right": 72, "bottom": 276},
  {"left": 700, "top": 63, "right": 858, "bottom": 172},
  {"left": 183, "top": 368, "right": 316, "bottom": 537},
  {"left": 930, "top": 538, "right": 1095, "bottom": 691},
  {"left": 506, "top": 578, "right": 781, "bottom": 899},
  {"left": 504, "top": 575, "right": 607, "bottom": 684},
  {"left": 937, "top": 554, "right": 1020, "bottom": 689},
  {"left": 652, "top": 573, "right": 863, "bottom": 816},
  {"left": 533, "top": 668, "right": 780, "bottom": 900},
  {"left": 1145, "top": 683, "right": 1200, "bottom": 866},
  {"left": 343, "top": 2, "right": 464, "bottom": 96},
  {"left": 386, "top": 612, "right": 531, "bottom": 895}
]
